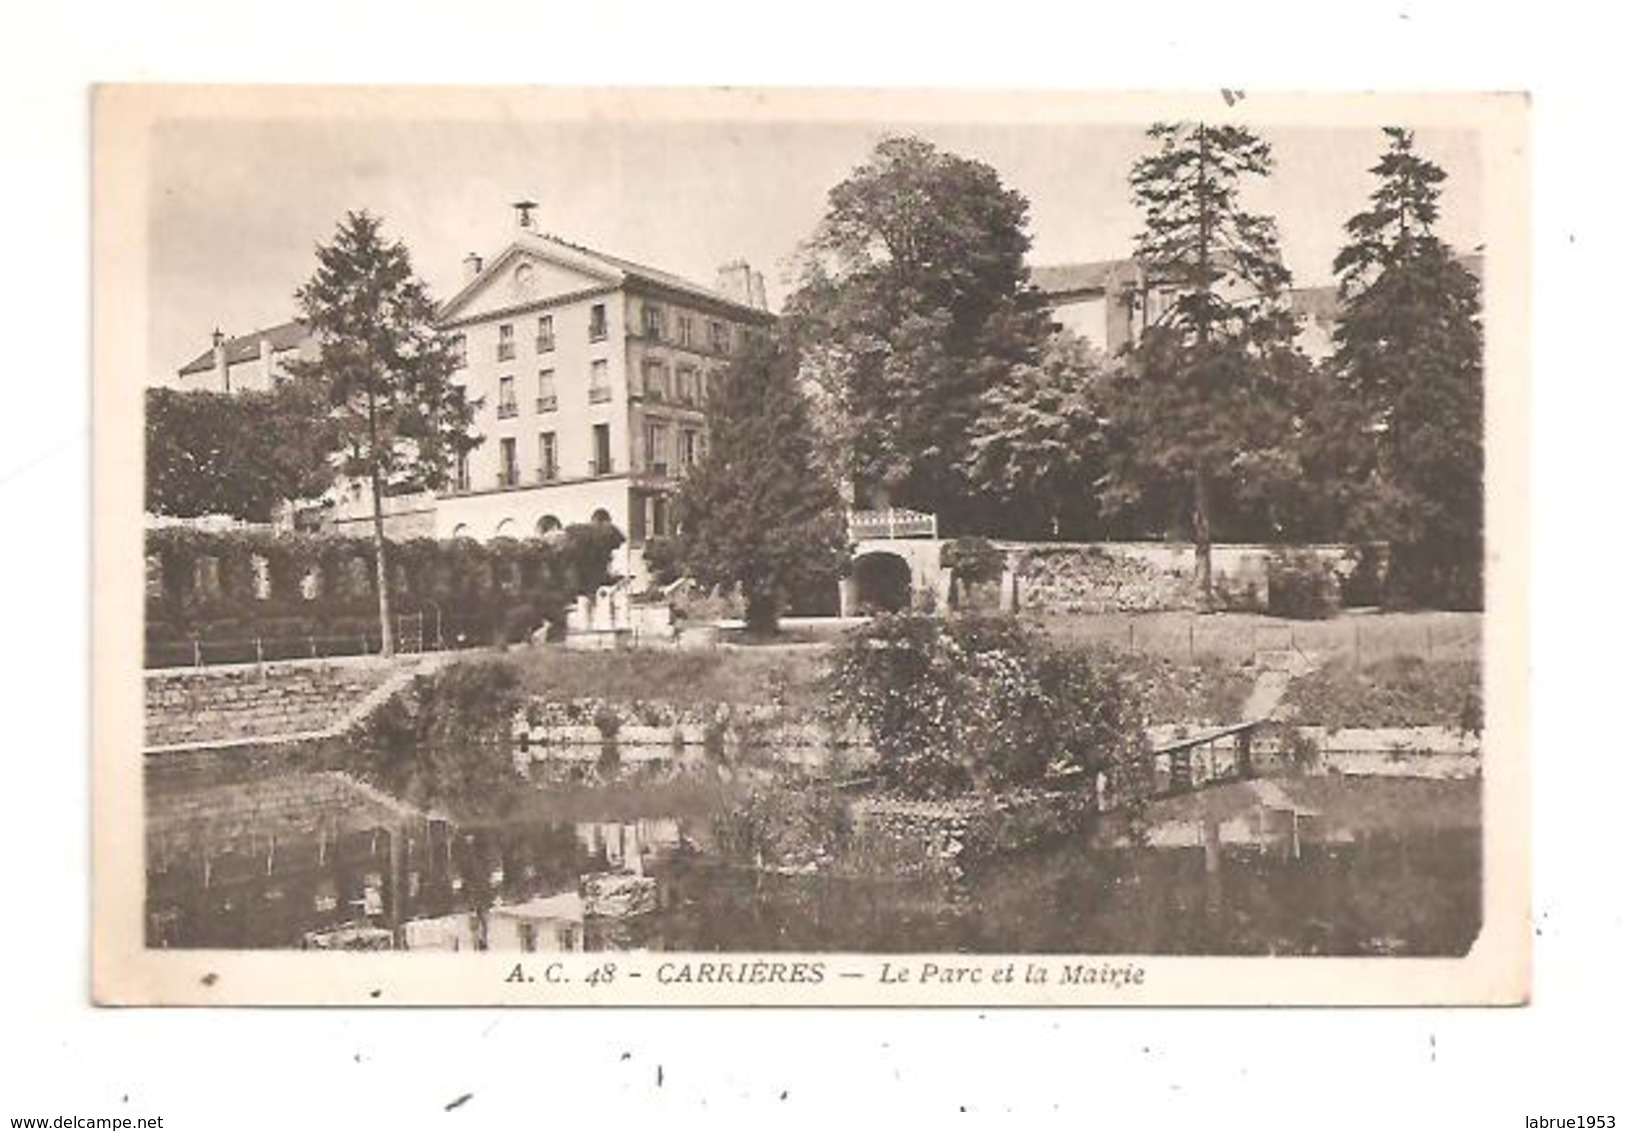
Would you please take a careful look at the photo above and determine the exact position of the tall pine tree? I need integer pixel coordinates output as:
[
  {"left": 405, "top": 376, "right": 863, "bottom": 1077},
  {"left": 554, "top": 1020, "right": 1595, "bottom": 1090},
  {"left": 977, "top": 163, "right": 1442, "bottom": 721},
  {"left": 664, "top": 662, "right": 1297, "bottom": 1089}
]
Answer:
[
  {"left": 1330, "top": 128, "right": 1484, "bottom": 608},
  {"left": 289, "top": 211, "right": 477, "bottom": 655},
  {"left": 1104, "top": 122, "right": 1303, "bottom": 603},
  {"left": 673, "top": 333, "right": 846, "bottom": 634}
]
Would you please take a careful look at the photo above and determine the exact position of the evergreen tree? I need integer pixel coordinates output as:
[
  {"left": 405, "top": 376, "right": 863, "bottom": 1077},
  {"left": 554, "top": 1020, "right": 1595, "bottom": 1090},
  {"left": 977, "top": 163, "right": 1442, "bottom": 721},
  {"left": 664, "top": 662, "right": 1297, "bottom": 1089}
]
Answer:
[
  {"left": 289, "top": 211, "right": 477, "bottom": 655},
  {"left": 966, "top": 332, "right": 1112, "bottom": 539},
  {"left": 673, "top": 333, "right": 846, "bottom": 634},
  {"left": 1105, "top": 122, "right": 1303, "bottom": 603},
  {"left": 786, "top": 136, "right": 1051, "bottom": 531},
  {"left": 1330, "top": 128, "right": 1484, "bottom": 608}
]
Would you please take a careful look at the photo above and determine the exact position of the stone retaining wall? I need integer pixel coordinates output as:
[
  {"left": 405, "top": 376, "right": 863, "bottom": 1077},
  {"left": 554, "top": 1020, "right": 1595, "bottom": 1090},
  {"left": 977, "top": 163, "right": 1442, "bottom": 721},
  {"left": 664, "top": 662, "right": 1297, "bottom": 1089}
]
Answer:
[{"left": 144, "top": 660, "right": 399, "bottom": 748}]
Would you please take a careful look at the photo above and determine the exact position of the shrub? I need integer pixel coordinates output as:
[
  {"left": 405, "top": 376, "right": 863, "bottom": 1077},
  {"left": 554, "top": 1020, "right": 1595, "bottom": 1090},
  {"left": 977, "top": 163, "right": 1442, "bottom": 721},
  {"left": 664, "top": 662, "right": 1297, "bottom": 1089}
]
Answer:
[
  {"left": 829, "top": 613, "right": 1143, "bottom": 797},
  {"left": 713, "top": 785, "right": 851, "bottom": 868},
  {"left": 1266, "top": 550, "right": 1341, "bottom": 620},
  {"left": 642, "top": 535, "right": 682, "bottom": 588},
  {"left": 942, "top": 536, "right": 1005, "bottom": 587}
]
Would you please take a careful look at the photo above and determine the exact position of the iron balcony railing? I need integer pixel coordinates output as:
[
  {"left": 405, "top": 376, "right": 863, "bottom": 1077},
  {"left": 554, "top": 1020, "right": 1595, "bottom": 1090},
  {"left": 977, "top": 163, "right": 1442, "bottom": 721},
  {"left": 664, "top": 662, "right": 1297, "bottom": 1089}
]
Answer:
[
  {"left": 588, "top": 386, "right": 612, "bottom": 404},
  {"left": 497, "top": 342, "right": 516, "bottom": 361},
  {"left": 536, "top": 394, "right": 557, "bottom": 412},
  {"left": 497, "top": 401, "right": 518, "bottom": 420}
]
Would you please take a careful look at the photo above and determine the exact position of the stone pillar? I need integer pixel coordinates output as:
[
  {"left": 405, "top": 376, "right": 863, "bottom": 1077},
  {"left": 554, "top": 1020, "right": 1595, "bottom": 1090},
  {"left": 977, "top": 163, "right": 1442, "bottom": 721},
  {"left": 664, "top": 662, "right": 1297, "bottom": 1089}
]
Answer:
[
  {"left": 998, "top": 568, "right": 1018, "bottom": 612},
  {"left": 933, "top": 566, "right": 954, "bottom": 613},
  {"left": 838, "top": 576, "right": 856, "bottom": 618}
]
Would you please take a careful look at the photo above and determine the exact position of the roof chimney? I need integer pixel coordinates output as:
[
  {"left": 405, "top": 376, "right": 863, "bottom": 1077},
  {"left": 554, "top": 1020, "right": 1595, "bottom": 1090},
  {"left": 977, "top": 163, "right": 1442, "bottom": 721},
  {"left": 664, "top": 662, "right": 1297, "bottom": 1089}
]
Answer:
[
  {"left": 463, "top": 252, "right": 484, "bottom": 283},
  {"left": 715, "top": 260, "right": 752, "bottom": 305},
  {"left": 512, "top": 199, "right": 539, "bottom": 231},
  {"left": 749, "top": 270, "right": 768, "bottom": 312},
  {"left": 211, "top": 328, "right": 229, "bottom": 392}
]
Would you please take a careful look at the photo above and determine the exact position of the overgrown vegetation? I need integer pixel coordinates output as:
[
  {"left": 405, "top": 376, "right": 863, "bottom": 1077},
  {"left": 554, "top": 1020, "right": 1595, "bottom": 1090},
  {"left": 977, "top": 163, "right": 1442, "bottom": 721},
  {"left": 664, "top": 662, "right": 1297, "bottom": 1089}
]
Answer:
[
  {"left": 347, "top": 660, "right": 524, "bottom": 813},
  {"left": 144, "top": 524, "right": 621, "bottom": 658},
  {"left": 829, "top": 613, "right": 1144, "bottom": 797},
  {"left": 712, "top": 785, "right": 853, "bottom": 870},
  {"left": 1266, "top": 549, "right": 1342, "bottom": 620},
  {"left": 1281, "top": 656, "right": 1483, "bottom": 731}
]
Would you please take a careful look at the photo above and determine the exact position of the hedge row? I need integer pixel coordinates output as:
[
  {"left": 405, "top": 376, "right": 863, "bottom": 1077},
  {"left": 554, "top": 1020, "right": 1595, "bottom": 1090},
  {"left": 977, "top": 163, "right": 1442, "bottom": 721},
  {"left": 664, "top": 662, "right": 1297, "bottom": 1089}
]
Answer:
[{"left": 145, "top": 524, "right": 623, "bottom": 648}]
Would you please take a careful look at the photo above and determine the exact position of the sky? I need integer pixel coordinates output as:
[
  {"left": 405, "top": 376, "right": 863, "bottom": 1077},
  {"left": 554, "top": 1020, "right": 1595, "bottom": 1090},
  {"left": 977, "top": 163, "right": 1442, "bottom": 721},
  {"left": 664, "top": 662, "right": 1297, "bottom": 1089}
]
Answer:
[{"left": 147, "top": 113, "right": 1482, "bottom": 384}]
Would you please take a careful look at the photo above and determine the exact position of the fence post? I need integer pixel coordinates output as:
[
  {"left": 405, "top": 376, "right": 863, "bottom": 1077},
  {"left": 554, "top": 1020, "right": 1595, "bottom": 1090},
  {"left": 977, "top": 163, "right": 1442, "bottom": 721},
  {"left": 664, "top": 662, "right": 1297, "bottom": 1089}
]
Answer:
[
  {"left": 1188, "top": 621, "right": 1195, "bottom": 663},
  {"left": 192, "top": 638, "right": 202, "bottom": 669},
  {"left": 1128, "top": 619, "right": 1135, "bottom": 655},
  {"left": 254, "top": 636, "right": 264, "bottom": 675}
]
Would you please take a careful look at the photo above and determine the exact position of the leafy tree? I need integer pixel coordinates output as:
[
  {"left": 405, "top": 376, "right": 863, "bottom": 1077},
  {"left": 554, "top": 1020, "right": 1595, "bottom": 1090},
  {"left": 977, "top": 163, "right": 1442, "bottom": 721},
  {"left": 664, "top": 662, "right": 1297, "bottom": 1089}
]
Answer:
[
  {"left": 967, "top": 332, "right": 1113, "bottom": 538},
  {"left": 145, "top": 382, "right": 335, "bottom": 521},
  {"left": 672, "top": 332, "right": 846, "bottom": 634},
  {"left": 1105, "top": 123, "right": 1303, "bottom": 604},
  {"left": 288, "top": 211, "right": 478, "bottom": 655},
  {"left": 1329, "top": 128, "right": 1483, "bottom": 608},
  {"left": 786, "top": 136, "right": 1051, "bottom": 531}
]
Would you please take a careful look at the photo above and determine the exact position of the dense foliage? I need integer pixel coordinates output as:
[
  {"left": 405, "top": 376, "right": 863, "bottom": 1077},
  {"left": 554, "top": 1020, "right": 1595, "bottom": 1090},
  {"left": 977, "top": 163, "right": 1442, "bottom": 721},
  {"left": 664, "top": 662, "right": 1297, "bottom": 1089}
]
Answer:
[
  {"left": 672, "top": 333, "right": 847, "bottom": 633},
  {"left": 1266, "top": 549, "right": 1342, "bottom": 620},
  {"left": 145, "top": 383, "right": 335, "bottom": 521},
  {"left": 829, "top": 614, "right": 1144, "bottom": 797},
  {"left": 144, "top": 525, "right": 621, "bottom": 653},
  {"left": 787, "top": 136, "right": 1052, "bottom": 532},
  {"left": 1281, "top": 655, "right": 1483, "bottom": 732},
  {"left": 967, "top": 333, "right": 1114, "bottom": 538},
  {"left": 1325, "top": 129, "right": 1484, "bottom": 609},
  {"left": 288, "top": 211, "right": 479, "bottom": 654}
]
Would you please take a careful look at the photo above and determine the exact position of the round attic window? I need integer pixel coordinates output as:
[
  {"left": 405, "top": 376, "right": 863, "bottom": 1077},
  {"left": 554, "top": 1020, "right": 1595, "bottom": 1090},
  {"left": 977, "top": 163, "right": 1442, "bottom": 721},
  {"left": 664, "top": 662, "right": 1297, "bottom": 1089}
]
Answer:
[{"left": 512, "top": 262, "right": 535, "bottom": 293}]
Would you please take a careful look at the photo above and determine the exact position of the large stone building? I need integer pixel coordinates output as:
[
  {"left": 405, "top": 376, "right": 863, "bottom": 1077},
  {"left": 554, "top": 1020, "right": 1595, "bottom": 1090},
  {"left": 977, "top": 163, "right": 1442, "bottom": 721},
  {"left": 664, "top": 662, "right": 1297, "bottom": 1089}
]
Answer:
[
  {"left": 1032, "top": 251, "right": 1483, "bottom": 362},
  {"left": 171, "top": 204, "right": 775, "bottom": 578},
  {"left": 430, "top": 204, "right": 774, "bottom": 580}
]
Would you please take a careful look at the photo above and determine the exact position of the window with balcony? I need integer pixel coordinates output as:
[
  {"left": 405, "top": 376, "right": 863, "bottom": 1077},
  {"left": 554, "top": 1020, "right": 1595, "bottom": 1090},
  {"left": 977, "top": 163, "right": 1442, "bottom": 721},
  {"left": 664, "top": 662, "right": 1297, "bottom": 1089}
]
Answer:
[
  {"left": 677, "top": 313, "right": 693, "bottom": 348},
  {"left": 679, "top": 428, "right": 699, "bottom": 473},
  {"left": 497, "top": 375, "right": 518, "bottom": 419},
  {"left": 538, "top": 431, "right": 558, "bottom": 482},
  {"left": 590, "top": 423, "right": 612, "bottom": 476},
  {"left": 449, "top": 333, "right": 467, "bottom": 369},
  {"left": 651, "top": 495, "right": 669, "bottom": 538},
  {"left": 641, "top": 302, "right": 664, "bottom": 340},
  {"left": 536, "top": 368, "right": 556, "bottom": 412},
  {"left": 497, "top": 323, "right": 515, "bottom": 361},
  {"left": 536, "top": 314, "right": 554, "bottom": 353},
  {"left": 588, "top": 303, "right": 608, "bottom": 341},
  {"left": 589, "top": 359, "right": 611, "bottom": 404},
  {"left": 499, "top": 437, "right": 519, "bottom": 488},
  {"left": 708, "top": 320, "right": 730, "bottom": 355},
  {"left": 454, "top": 450, "right": 471, "bottom": 493},
  {"left": 643, "top": 358, "right": 668, "bottom": 402},
  {"left": 676, "top": 364, "right": 696, "bottom": 405}
]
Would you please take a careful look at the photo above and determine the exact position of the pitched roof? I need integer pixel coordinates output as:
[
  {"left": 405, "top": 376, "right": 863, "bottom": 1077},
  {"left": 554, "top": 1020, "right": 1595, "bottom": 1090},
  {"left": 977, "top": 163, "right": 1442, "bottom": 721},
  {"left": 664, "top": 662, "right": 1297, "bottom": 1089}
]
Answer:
[
  {"left": 1030, "top": 258, "right": 1138, "bottom": 297},
  {"left": 178, "top": 319, "right": 308, "bottom": 376},
  {"left": 438, "top": 230, "right": 772, "bottom": 325}
]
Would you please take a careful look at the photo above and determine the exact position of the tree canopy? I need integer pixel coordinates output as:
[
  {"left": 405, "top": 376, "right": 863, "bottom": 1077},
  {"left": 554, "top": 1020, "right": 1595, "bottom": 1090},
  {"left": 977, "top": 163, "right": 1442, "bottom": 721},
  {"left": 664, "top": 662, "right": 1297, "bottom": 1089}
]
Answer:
[
  {"left": 786, "top": 136, "right": 1052, "bottom": 531},
  {"left": 145, "top": 381, "right": 335, "bottom": 522}
]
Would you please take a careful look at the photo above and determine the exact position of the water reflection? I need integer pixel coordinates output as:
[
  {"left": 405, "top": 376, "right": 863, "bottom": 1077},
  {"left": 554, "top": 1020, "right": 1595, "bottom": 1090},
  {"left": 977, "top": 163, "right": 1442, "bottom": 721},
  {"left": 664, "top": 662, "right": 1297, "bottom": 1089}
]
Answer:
[{"left": 145, "top": 771, "right": 1480, "bottom": 956}]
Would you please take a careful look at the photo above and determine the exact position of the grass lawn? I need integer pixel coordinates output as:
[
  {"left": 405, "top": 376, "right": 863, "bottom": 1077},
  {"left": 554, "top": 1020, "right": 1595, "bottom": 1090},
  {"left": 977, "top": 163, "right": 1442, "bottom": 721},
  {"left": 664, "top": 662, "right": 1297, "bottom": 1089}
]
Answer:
[
  {"left": 505, "top": 645, "right": 832, "bottom": 712},
  {"left": 1280, "top": 655, "right": 1483, "bottom": 730},
  {"left": 1027, "top": 609, "right": 1481, "bottom": 666}
]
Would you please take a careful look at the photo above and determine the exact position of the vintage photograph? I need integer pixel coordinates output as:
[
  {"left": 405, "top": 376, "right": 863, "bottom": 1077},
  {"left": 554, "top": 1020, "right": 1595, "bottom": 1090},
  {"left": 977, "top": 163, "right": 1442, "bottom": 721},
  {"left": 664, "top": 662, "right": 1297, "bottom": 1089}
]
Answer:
[{"left": 93, "top": 88, "right": 1527, "bottom": 1004}]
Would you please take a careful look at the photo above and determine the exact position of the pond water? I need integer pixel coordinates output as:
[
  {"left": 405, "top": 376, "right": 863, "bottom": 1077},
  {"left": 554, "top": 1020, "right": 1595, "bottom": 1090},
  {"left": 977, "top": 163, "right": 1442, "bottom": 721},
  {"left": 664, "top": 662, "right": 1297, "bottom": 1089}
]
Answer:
[{"left": 145, "top": 768, "right": 1480, "bottom": 957}]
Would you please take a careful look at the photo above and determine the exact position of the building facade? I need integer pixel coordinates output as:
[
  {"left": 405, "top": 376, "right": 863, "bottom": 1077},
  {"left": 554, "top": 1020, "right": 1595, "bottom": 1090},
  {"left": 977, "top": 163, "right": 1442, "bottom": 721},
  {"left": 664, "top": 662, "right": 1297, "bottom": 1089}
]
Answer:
[
  {"left": 175, "top": 320, "right": 317, "bottom": 393},
  {"left": 431, "top": 207, "right": 774, "bottom": 581}
]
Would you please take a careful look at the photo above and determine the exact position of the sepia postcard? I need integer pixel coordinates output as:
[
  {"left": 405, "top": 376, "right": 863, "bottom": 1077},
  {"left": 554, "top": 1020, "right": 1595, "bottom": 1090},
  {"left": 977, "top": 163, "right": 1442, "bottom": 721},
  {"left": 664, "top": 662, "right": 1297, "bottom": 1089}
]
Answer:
[{"left": 93, "top": 86, "right": 1529, "bottom": 1005}]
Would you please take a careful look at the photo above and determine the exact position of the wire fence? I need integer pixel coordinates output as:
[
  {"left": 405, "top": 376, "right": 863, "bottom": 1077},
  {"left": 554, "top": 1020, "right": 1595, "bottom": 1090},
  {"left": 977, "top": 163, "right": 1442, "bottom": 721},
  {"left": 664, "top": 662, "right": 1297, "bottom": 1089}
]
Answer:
[{"left": 144, "top": 610, "right": 462, "bottom": 670}]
